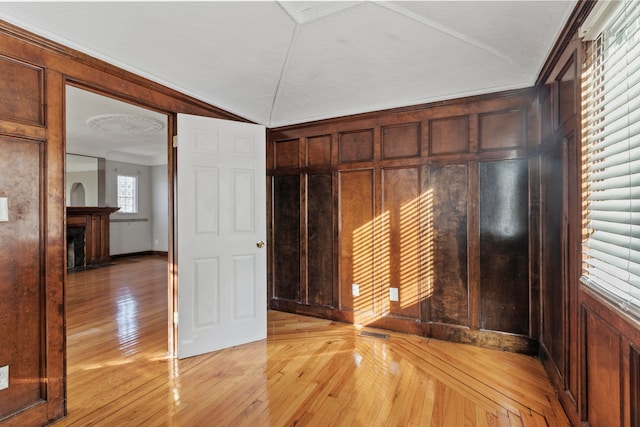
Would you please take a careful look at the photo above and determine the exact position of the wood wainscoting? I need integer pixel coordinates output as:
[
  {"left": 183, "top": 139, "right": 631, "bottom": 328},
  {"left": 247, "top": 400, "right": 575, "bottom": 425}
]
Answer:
[
  {"left": 58, "top": 255, "right": 568, "bottom": 426},
  {"left": 268, "top": 88, "right": 540, "bottom": 355}
]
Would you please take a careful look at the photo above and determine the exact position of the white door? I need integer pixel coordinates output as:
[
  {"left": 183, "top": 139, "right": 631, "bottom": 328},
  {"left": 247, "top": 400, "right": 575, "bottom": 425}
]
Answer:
[{"left": 177, "top": 113, "right": 266, "bottom": 359}]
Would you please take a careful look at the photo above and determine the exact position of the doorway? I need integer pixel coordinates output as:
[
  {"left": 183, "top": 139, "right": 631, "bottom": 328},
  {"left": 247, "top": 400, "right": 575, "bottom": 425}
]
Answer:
[{"left": 64, "top": 84, "right": 173, "bottom": 415}]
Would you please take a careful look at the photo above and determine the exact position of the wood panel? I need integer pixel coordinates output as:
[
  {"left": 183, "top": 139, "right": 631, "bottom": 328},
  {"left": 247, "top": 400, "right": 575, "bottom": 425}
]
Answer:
[
  {"left": 307, "top": 173, "right": 333, "bottom": 306},
  {"left": 479, "top": 109, "right": 526, "bottom": 150},
  {"left": 0, "top": 55, "right": 43, "bottom": 125},
  {"left": 557, "top": 55, "right": 576, "bottom": 127},
  {"left": 540, "top": 85, "right": 553, "bottom": 141},
  {"left": 430, "top": 116, "right": 469, "bottom": 155},
  {"left": 338, "top": 129, "right": 374, "bottom": 163},
  {"left": 381, "top": 167, "right": 420, "bottom": 319},
  {"left": 269, "top": 89, "right": 538, "bottom": 352},
  {"left": 540, "top": 142, "right": 565, "bottom": 378},
  {"left": 0, "top": 137, "right": 43, "bottom": 418},
  {"left": 381, "top": 122, "right": 420, "bottom": 159},
  {"left": 427, "top": 164, "right": 469, "bottom": 326},
  {"left": 339, "top": 169, "right": 374, "bottom": 314},
  {"left": 479, "top": 159, "right": 529, "bottom": 335},
  {"left": 272, "top": 176, "right": 300, "bottom": 302},
  {"left": 632, "top": 345, "right": 640, "bottom": 427},
  {"left": 585, "top": 309, "right": 622, "bottom": 427},
  {"left": 274, "top": 138, "right": 299, "bottom": 169},
  {"left": 306, "top": 135, "right": 331, "bottom": 166}
]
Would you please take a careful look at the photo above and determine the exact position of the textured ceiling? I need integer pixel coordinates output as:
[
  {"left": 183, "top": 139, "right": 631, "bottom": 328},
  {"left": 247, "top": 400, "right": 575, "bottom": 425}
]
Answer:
[{"left": 0, "top": 1, "right": 576, "bottom": 130}]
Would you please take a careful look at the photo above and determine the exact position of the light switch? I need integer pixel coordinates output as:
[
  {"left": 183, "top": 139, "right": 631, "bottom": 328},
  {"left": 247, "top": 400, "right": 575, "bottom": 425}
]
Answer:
[
  {"left": 0, "top": 197, "right": 8, "bottom": 222},
  {"left": 390, "top": 287, "right": 399, "bottom": 302}
]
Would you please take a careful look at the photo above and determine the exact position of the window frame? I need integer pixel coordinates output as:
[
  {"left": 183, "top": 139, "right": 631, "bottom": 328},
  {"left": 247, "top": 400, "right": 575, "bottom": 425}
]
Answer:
[{"left": 116, "top": 174, "right": 138, "bottom": 214}]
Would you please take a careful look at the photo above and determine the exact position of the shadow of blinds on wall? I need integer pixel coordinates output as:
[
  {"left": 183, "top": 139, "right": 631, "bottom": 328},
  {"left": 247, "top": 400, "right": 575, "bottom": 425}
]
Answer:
[{"left": 582, "top": 0, "right": 640, "bottom": 319}]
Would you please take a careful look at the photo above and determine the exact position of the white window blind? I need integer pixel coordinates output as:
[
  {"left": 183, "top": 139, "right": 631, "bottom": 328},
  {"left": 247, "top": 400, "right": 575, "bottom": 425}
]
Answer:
[
  {"left": 582, "top": 0, "right": 640, "bottom": 316},
  {"left": 117, "top": 175, "right": 138, "bottom": 214}
]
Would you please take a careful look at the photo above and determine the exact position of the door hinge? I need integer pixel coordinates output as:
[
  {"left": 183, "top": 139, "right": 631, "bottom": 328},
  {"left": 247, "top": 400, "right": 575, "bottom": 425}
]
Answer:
[
  {"left": 173, "top": 312, "right": 179, "bottom": 325},
  {"left": 173, "top": 135, "right": 178, "bottom": 148}
]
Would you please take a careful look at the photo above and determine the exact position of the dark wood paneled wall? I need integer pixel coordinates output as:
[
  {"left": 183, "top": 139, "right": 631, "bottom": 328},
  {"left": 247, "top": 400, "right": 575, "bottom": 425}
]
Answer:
[
  {"left": 268, "top": 89, "right": 540, "bottom": 353},
  {"left": 537, "top": 1, "right": 640, "bottom": 426},
  {"left": 0, "top": 20, "right": 246, "bottom": 426}
]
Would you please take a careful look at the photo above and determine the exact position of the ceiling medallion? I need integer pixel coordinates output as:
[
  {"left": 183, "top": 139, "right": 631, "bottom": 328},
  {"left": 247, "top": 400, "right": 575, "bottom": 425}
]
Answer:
[{"left": 87, "top": 114, "right": 164, "bottom": 134}]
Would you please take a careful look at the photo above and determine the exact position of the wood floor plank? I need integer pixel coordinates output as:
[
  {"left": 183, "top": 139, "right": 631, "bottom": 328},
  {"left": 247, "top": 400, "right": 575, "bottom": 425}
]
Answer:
[{"left": 55, "top": 255, "right": 570, "bottom": 426}]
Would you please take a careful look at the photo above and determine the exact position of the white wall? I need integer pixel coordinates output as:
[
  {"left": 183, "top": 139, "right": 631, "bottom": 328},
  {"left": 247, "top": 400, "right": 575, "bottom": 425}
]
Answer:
[
  {"left": 106, "top": 160, "right": 152, "bottom": 255},
  {"left": 66, "top": 170, "right": 98, "bottom": 206},
  {"left": 151, "top": 164, "right": 169, "bottom": 252}
]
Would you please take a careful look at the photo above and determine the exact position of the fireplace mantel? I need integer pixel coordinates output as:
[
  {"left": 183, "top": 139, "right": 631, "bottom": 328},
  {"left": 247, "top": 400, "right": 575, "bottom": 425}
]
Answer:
[{"left": 66, "top": 206, "right": 120, "bottom": 267}]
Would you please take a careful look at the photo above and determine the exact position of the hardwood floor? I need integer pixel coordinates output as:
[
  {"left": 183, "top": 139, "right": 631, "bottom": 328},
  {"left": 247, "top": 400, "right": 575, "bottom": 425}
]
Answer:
[{"left": 57, "top": 255, "right": 569, "bottom": 426}]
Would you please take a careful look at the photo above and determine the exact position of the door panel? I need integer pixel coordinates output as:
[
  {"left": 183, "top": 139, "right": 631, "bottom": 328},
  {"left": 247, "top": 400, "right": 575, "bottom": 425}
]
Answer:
[{"left": 177, "top": 114, "right": 266, "bottom": 359}]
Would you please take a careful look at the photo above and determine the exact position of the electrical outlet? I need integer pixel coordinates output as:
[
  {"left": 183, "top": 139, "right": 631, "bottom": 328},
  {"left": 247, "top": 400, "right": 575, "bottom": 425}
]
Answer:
[
  {"left": 0, "top": 365, "right": 8, "bottom": 391},
  {"left": 352, "top": 283, "right": 360, "bottom": 297},
  {"left": 389, "top": 287, "right": 399, "bottom": 302}
]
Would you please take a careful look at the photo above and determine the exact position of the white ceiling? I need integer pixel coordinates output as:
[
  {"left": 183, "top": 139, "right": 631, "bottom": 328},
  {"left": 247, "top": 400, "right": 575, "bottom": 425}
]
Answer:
[
  {"left": 0, "top": 1, "right": 576, "bottom": 160},
  {"left": 66, "top": 86, "right": 168, "bottom": 165}
]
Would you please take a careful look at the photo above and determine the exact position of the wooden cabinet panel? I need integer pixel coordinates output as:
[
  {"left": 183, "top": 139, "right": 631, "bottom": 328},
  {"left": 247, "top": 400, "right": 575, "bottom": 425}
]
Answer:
[
  {"left": 430, "top": 116, "right": 469, "bottom": 155},
  {"left": 0, "top": 55, "right": 43, "bottom": 125},
  {"left": 585, "top": 310, "right": 622, "bottom": 427},
  {"left": 339, "top": 170, "right": 374, "bottom": 313},
  {"left": 306, "top": 135, "right": 331, "bottom": 166},
  {"left": 273, "top": 175, "right": 300, "bottom": 302},
  {"left": 307, "top": 173, "right": 334, "bottom": 306},
  {"left": 479, "top": 109, "right": 526, "bottom": 150},
  {"left": 479, "top": 159, "right": 529, "bottom": 335},
  {"left": 0, "top": 138, "right": 43, "bottom": 418},
  {"left": 427, "top": 164, "right": 469, "bottom": 326},
  {"left": 381, "top": 122, "right": 420, "bottom": 159},
  {"left": 339, "top": 129, "right": 374, "bottom": 163},
  {"left": 381, "top": 167, "right": 420, "bottom": 319}
]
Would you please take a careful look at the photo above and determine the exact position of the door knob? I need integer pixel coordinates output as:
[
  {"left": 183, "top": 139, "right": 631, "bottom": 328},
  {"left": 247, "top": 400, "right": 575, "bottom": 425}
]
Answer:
[{"left": 256, "top": 241, "right": 265, "bottom": 248}]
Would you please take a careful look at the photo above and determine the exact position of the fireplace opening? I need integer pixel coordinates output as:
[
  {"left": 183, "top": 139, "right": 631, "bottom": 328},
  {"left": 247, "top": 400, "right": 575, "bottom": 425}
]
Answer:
[{"left": 67, "top": 226, "right": 85, "bottom": 269}]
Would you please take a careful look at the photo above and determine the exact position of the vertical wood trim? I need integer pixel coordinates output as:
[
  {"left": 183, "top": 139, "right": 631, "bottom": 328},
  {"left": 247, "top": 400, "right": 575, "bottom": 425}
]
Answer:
[
  {"left": 45, "top": 68, "right": 66, "bottom": 421},
  {"left": 332, "top": 170, "right": 339, "bottom": 309},
  {"left": 420, "top": 165, "right": 431, "bottom": 324},
  {"left": 529, "top": 156, "right": 540, "bottom": 340},
  {"left": 168, "top": 113, "right": 178, "bottom": 357},
  {"left": 469, "top": 114, "right": 479, "bottom": 153},
  {"left": 468, "top": 161, "right": 480, "bottom": 330},
  {"left": 561, "top": 137, "right": 571, "bottom": 393},
  {"left": 300, "top": 174, "right": 308, "bottom": 305},
  {"left": 373, "top": 167, "right": 382, "bottom": 316},
  {"left": 579, "top": 304, "right": 588, "bottom": 421},
  {"left": 421, "top": 119, "right": 429, "bottom": 159},
  {"left": 631, "top": 344, "right": 640, "bottom": 427}
]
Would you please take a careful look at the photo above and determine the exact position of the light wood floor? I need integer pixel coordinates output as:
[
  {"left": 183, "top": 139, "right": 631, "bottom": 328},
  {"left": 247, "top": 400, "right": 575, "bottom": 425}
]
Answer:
[{"left": 56, "top": 255, "right": 569, "bottom": 426}]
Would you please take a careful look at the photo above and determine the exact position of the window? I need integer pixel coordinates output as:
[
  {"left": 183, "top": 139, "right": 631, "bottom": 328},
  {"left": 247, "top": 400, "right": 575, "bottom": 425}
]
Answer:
[
  {"left": 117, "top": 175, "right": 138, "bottom": 214},
  {"left": 582, "top": 0, "right": 640, "bottom": 317}
]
